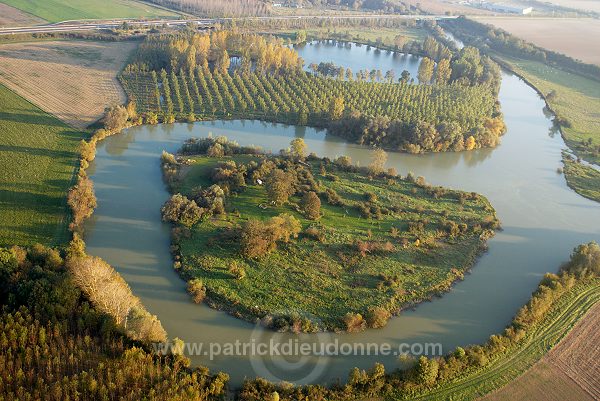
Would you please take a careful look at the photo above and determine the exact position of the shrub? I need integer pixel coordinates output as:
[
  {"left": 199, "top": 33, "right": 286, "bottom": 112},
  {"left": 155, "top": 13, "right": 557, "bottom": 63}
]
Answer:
[
  {"left": 68, "top": 175, "right": 97, "bottom": 232},
  {"left": 161, "top": 194, "right": 203, "bottom": 227},
  {"left": 323, "top": 188, "right": 343, "bottom": 206},
  {"left": 240, "top": 214, "right": 301, "bottom": 258},
  {"left": 301, "top": 191, "right": 321, "bottom": 220},
  {"left": 366, "top": 307, "right": 391, "bottom": 329},
  {"left": 343, "top": 312, "right": 366, "bottom": 333},
  {"left": 187, "top": 279, "right": 206, "bottom": 303},
  {"left": 229, "top": 261, "right": 246, "bottom": 279},
  {"left": 265, "top": 169, "right": 296, "bottom": 205},
  {"left": 303, "top": 226, "right": 325, "bottom": 242},
  {"left": 102, "top": 105, "right": 129, "bottom": 132}
]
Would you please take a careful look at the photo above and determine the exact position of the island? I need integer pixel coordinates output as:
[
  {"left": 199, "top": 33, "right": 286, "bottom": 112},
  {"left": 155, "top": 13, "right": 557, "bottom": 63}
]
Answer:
[{"left": 160, "top": 136, "right": 499, "bottom": 332}]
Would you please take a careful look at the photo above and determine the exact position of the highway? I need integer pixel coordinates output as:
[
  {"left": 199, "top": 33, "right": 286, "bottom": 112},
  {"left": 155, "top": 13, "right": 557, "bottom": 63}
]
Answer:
[{"left": 0, "top": 14, "right": 457, "bottom": 35}]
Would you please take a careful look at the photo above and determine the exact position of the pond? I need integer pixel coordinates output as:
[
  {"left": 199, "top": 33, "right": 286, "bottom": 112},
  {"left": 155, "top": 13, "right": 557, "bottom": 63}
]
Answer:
[{"left": 84, "top": 44, "right": 600, "bottom": 386}]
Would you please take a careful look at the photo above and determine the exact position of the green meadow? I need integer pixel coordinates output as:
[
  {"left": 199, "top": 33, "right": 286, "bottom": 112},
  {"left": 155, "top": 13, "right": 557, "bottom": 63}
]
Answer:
[
  {"left": 0, "top": 0, "right": 178, "bottom": 23},
  {"left": 0, "top": 84, "right": 84, "bottom": 246}
]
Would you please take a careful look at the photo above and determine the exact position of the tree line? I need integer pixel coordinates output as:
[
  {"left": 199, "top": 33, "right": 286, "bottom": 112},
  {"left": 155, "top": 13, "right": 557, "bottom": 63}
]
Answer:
[{"left": 122, "top": 33, "right": 503, "bottom": 153}]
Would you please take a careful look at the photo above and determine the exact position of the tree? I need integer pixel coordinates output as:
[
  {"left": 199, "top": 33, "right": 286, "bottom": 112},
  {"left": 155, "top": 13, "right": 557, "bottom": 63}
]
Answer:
[
  {"left": 265, "top": 169, "right": 295, "bottom": 205},
  {"left": 161, "top": 194, "right": 203, "bottom": 227},
  {"left": 329, "top": 96, "right": 345, "bottom": 120},
  {"left": 366, "top": 307, "right": 391, "bottom": 328},
  {"left": 416, "top": 356, "right": 439, "bottom": 386},
  {"left": 417, "top": 57, "right": 435, "bottom": 84},
  {"left": 369, "top": 148, "right": 388, "bottom": 175},
  {"left": 301, "top": 191, "right": 321, "bottom": 220},
  {"left": 400, "top": 70, "right": 411, "bottom": 83},
  {"left": 102, "top": 105, "right": 129, "bottom": 132},
  {"left": 68, "top": 175, "right": 96, "bottom": 231},
  {"left": 295, "top": 30, "right": 306, "bottom": 43},
  {"left": 465, "top": 135, "right": 476, "bottom": 150},
  {"left": 434, "top": 58, "right": 452, "bottom": 85},
  {"left": 289, "top": 138, "right": 307, "bottom": 159},
  {"left": 384, "top": 70, "right": 396, "bottom": 83}
]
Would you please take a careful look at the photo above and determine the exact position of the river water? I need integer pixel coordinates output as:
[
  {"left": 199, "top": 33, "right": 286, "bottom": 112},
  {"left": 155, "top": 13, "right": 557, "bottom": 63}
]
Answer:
[{"left": 84, "top": 43, "right": 599, "bottom": 386}]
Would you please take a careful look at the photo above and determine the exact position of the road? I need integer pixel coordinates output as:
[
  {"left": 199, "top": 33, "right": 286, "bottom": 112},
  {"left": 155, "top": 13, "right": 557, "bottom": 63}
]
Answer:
[{"left": 0, "top": 14, "right": 457, "bottom": 35}]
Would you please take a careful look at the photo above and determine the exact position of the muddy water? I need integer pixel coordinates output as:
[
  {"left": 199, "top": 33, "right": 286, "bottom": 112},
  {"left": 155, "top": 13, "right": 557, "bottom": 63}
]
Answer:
[{"left": 84, "top": 47, "right": 599, "bottom": 386}]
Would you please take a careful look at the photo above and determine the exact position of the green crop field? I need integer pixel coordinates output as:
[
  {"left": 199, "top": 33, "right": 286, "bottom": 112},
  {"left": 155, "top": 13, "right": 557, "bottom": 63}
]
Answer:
[
  {"left": 0, "top": 0, "right": 178, "bottom": 23},
  {"left": 0, "top": 83, "right": 84, "bottom": 246}
]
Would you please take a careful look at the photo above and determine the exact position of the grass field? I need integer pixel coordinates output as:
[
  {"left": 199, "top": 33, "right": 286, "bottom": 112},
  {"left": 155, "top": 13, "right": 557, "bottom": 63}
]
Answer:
[
  {"left": 171, "top": 147, "right": 497, "bottom": 331},
  {"left": 0, "top": 3, "right": 44, "bottom": 26},
  {"left": 0, "top": 0, "right": 177, "bottom": 23},
  {"left": 0, "top": 83, "right": 83, "bottom": 246},
  {"left": 0, "top": 40, "right": 138, "bottom": 128},
  {"left": 476, "top": 17, "right": 600, "bottom": 66},
  {"left": 390, "top": 279, "right": 600, "bottom": 400},
  {"left": 562, "top": 157, "right": 600, "bottom": 203},
  {"left": 482, "top": 301, "right": 600, "bottom": 401}
]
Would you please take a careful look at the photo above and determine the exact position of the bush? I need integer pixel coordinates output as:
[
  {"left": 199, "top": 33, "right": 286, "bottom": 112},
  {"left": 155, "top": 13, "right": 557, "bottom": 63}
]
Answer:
[
  {"left": 67, "top": 175, "right": 97, "bottom": 232},
  {"left": 102, "top": 104, "right": 129, "bottom": 132},
  {"left": 161, "top": 194, "right": 203, "bottom": 227},
  {"left": 301, "top": 191, "right": 321, "bottom": 220},
  {"left": 229, "top": 261, "right": 246, "bottom": 279},
  {"left": 187, "top": 278, "right": 206, "bottom": 303},
  {"left": 265, "top": 169, "right": 296, "bottom": 205},
  {"left": 343, "top": 312, "right": 366, "bottom": 333},
  {"left": 240, "top": 214, "right": 301, "bottom": 258},
  {"left": 366, "top": 307, "right": 391, "bottom": 329},
  {"left": 323, "top": 188, "right": 343, "bottom": 206}
]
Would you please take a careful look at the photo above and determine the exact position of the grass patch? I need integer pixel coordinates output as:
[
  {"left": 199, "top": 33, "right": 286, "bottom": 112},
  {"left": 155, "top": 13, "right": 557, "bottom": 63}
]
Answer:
[
  {"left": 0, "top": 83, "right": 84, "bottom": 246},
  {"left": 0, "top": 0, "right": 178, "bottom": 23},
  {"left": 169, "top": 143, "right": 498, "bottom": 331},
  {"left": 562, "top": 156, "right": 600, "bottom": 203}
]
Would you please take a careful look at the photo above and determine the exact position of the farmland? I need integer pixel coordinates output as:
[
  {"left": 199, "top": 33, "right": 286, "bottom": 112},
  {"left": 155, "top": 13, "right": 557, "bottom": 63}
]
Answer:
[
  {"left": 0, "top": 0, "right": 178, "bottom": 23},
  {"left": 0, "top": 3, "right": 44, "bottom": 27},
  {"left": 0, "top": 83, "right": 83, "bottom": 247},
  {"left": 475, "top": 17, "right": 600, "bottom": 66},
  {"left": 0, "top": 40, "right": 138, "bottom": 128},
  {"left": 482, "top": 301, "right": 600, "bottom": 401},
  {"left": 393, "top": 280, "right": 600, "bottom": 401}
]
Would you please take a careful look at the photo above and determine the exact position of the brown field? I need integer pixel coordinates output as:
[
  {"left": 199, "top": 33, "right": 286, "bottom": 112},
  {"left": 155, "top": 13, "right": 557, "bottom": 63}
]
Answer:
[
  {"left": 0, "top": 3, "right": 45, "bottom": 27},
  {"left": 475, "top": 17, "right": 600, "bottom": 65},
  {"left": 0, "top": 40, "right": 138, "bottom": 128},
  {"left": 404, "top": 0, "right": 495, "bottom": 15},
  {"left": 481, "top": 302, "right": 600, "bottom": 401},
  {"left": 544, "top": 0, "right": 600, "bottom": 13}
]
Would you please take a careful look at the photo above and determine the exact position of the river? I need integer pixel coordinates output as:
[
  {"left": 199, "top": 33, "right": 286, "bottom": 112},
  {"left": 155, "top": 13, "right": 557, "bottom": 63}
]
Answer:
[{"left": 84, "top": 42, "right": 600, "bottom": 386}]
